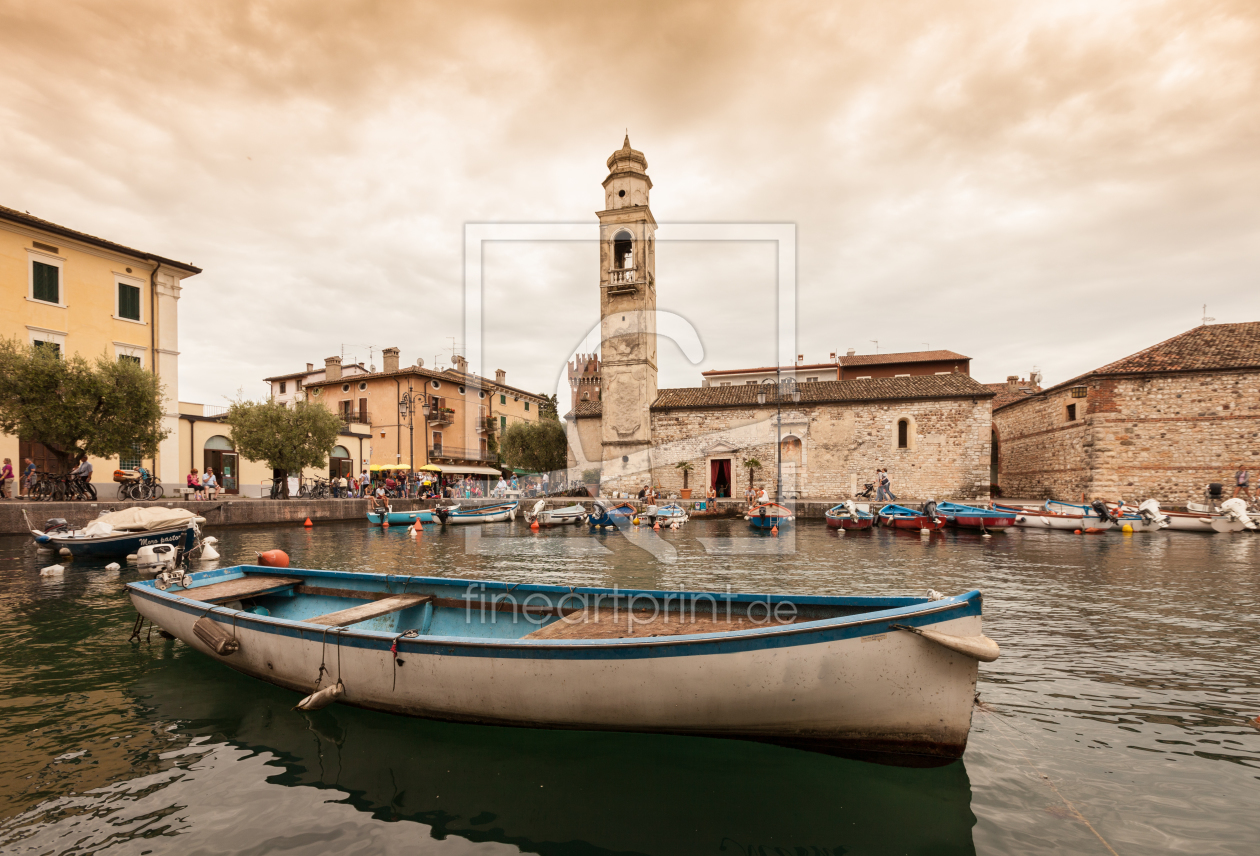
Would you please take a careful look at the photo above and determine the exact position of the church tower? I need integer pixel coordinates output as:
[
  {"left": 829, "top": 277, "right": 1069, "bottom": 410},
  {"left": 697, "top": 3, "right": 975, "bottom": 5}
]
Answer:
[{"left": 598, "top": 135, "right": 658, "bottom": 485}]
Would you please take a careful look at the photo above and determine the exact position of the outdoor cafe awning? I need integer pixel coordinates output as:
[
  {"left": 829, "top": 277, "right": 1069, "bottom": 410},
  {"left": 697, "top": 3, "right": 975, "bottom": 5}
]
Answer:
[
  {"left": 439, "top": 465, "right": 504, "bottom": 477},
  {"left": 368, "top": 464, "right": 409, "bottom": 471}
]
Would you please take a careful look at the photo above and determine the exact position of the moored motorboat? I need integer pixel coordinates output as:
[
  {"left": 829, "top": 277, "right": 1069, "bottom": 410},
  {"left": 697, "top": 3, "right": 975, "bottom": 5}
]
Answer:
[
  {"left": 746, "top": 502, "right": 793, "bottom": 530},
  {"left": 935, "top": 502, "right": 1016, "bottom": 531},
  {"left": 993, "top": 502, "right": 1109, "bottom": 531},
  {"left": 126, "top": 564, "right": 999, "bottom": 765},
  {"left": 1122, "top": 498, "right": 1254, "bottom": 533},
  {"left": 825, "top": 500, "right": 873, "bottom": 530},
  {"left": 436, "top": 502, "right": 518, "bottom": 524},
  {"left": 524, "top": 500, "right": 588, "bottom": 527},
  {"left": 587, "top": 501, "right": 619, "bottom": 530},
  {"left": 366, "top": 508, "right": 437, "bottom": 526},
  {"left": 648, "top": 503, "right": 689, "bottom": 526},
  {"left": 877, "top": 503, "right": 946, "bottom": 531},
  {"left": 27, "top": 507, "right": 204, "bottom": 558}
]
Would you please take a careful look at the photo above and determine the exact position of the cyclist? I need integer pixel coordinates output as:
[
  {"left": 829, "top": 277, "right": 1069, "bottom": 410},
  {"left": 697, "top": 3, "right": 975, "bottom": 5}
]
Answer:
[{"left": 72, "top": 456, "right": 93, "bottom": 495}]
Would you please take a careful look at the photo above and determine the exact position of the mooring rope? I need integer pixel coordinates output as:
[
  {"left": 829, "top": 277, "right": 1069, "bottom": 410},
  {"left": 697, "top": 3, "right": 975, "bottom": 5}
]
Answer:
[
  {"left": 976, "top": 704, "right": 1120, "bottom": 856},
  {"left": 390, "top": 629, "right": 419, "bottom": 691}
]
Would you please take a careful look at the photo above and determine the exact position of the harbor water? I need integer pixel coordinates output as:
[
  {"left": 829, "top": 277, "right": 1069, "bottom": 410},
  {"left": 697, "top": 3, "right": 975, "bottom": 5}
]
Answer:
[{"left": 1, "top": 519, "right": 1258, "bottom": 855}]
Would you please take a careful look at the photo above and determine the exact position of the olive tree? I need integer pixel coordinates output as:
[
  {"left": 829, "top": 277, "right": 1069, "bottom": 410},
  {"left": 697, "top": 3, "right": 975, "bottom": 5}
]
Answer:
[
  {"left": 224, "top": 398, "right": 342, "bottom": 497},
  {"left": 0, "top": 338, "right": 167, "bottom": 472},
  {"left": 499, "top": 418, "right": 569, "bottom": 475}
]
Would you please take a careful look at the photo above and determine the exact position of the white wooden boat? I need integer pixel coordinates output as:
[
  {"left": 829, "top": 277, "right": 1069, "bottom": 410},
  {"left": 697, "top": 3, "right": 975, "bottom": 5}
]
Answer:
[
  {"left": 995, "top": 502, "right": 1114, "bottom": 531},
  {"left": 435, "top": 502, "right": 518, "bottom": 524},
  {"left": 126, "top": 565, "right": 999, "bottom": 765},
  {"left": 646, "top": 503, "right": 689, "bottom": 525},
  {"left": 524, "top": 501, "right": 588, "bottom": 527},
  {"left": 1122, "top": 498, "right": 1255, "bottom": 533}
]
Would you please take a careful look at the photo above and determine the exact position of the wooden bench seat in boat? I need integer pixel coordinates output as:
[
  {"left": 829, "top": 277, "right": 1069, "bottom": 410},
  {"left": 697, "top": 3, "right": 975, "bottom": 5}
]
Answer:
[
  {"left": 178, "top": 575, "right": 303, "bottom": 604},
  {"left": 523, "top": 607, "right": 797, "bottom": 641},
  {"left": 307, "top": 594, "right": 432, "bottom": 627}
]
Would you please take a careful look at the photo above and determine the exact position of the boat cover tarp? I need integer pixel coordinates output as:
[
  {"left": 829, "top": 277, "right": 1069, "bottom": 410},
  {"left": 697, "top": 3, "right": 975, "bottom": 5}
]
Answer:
[{"left": 90, "top": 507, "right": 199, "bottom": 532}]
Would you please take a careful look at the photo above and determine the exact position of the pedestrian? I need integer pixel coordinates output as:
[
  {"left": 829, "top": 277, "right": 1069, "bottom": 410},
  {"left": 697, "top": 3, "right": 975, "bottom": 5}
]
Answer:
[
  {"left": 0, "top": 458, "right": 13, "bottom": 499},
  {"left": 22, "top": 458, "right": 36, "bottom": 497},
  {"left": 203, "top": 467, "right": 218, "bottom": 499},
  {"left": 1233, "top": 463, "right": 1252, "bottom": 501},
  {"left": 72, "top": 456, "right": 93, "bottom": 493},
  {"left": 880, "top": 468, "right": 899, "bottom": 502}
]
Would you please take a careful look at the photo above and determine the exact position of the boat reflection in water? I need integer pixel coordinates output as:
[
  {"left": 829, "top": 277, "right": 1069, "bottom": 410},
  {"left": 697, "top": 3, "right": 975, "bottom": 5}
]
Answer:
[{"left": 132, "top": 658, "right": 978, "bottom": 856}]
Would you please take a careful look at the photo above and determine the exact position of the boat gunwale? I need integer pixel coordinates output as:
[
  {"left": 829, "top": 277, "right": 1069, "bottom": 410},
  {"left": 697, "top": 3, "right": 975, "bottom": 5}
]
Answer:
[{"left": 127, "top": 565, "right": 981, "bottom": 655}]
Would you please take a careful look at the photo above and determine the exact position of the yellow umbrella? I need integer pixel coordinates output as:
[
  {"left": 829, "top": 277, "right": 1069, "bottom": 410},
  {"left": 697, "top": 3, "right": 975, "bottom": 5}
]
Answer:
[{"left": 418, "top": 464, "right": 443, "bottom": 472}]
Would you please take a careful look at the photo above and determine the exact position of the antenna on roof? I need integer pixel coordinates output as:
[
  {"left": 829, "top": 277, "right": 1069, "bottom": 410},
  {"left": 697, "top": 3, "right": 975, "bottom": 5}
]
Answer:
[
  {"left": 922, "top": 342, "right": 930, "bottom": 349},
  {"left": 1202, "top": 304, "right": 1214, "bottom": 326},
  {"left": 869, "top": 340, "right": 879, "bottom": 353}
]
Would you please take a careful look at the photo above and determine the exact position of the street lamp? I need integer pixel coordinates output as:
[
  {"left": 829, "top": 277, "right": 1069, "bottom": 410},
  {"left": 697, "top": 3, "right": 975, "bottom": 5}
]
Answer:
[
  {"left": 398, "top": 383, "right": 432, "bottom": 479},
  {"left": 773, "top": 376, "right": 799, "bottom": 502}
]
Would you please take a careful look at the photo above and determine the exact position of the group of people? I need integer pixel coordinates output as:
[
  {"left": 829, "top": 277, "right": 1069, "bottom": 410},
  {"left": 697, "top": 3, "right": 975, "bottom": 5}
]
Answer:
[
  {"left": 185, "top": 467, "right": 220, "bottom": 500},
  {"left": 0, "top": 456, "right": 90, "bottom": 499}
]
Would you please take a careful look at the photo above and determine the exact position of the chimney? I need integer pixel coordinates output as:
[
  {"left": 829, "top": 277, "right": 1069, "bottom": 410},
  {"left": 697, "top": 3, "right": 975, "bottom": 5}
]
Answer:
[
  {"left": 453, "top": 354, "right": 468, "bottom": 374},
  {"left": 1007, "top": 375, "right": 1019, "bottom": 392},
  {"left": 846, "top": 348, "right": 855, "bottom": 357},
  {"left": 495, "top": 368, "right": 506, "bottom": 384},
  {"left": 382, "top": 347, "right": 400, "bottom": 373},
  {"left": 829, "top": 352, "right": 836, "bottom": 361},
  {"left": 306, "top": 363, "right": 313, "bottom": 372},
  {"left": 324, "top": 356, "right": 342, "bottom": 381}
]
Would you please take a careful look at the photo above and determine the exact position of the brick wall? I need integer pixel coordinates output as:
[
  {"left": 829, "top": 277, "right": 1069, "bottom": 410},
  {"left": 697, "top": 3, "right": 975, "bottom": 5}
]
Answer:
[
  {"left": 646, "top": 397, "right": 991, "bottom": 500},
  {"left": 993, "top": 369, "right": 1260, "bottom": 503}
]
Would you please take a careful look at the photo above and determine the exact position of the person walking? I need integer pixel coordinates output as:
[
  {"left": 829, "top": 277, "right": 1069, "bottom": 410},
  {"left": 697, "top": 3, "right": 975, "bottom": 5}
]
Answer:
[
  {"left": 880, "top": 469, "right": 899, "bottom": 502},
  {"left": 1233, "top": 464, "right": 1252, "bottom": 501},
  {"left": 0, "top": 458, "right": 13, "bottom": 499},
  {"left": 22, "top": 458, "right": 36, "bottom": 498}
]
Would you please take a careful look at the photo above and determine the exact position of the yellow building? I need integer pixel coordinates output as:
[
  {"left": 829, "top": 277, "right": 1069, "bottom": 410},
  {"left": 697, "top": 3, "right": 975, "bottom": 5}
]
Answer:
[{"left": 0, "top": 204, "right": 199, "bottom": 495}]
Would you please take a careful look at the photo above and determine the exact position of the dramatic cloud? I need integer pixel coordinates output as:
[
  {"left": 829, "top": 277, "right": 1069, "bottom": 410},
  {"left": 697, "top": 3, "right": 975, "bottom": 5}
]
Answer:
[{"left": 3, "top": 0, "right": 1258, "bottom": 403}]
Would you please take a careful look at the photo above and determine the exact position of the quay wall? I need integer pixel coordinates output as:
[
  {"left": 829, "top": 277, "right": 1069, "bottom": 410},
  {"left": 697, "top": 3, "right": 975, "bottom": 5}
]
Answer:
[{"left": 994, "top": 369, "right": 1260, "bottom": 503}]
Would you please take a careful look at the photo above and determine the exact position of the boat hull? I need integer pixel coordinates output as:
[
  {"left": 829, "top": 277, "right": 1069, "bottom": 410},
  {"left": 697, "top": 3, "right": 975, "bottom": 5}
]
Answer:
[
  {"left": 879, "top": 515, "right": 947, "bottom": 531},
  {"left": 128, "top": 570, "right": 986, "bottom": 764},
  {"left": 950, "top": 515, "right": 1015, "bottom": 530},
  {"left": 366, "top": 510, "right": 430, "bottom": 525},
  {"left": 444, "top": 504, "right": 518, "bottom": 524},
  {"left": 37, "top": 524, "right": 194, "bottom": 558},
  {"left": 825, "top": 513, "right": 873, "bottom": 530}
]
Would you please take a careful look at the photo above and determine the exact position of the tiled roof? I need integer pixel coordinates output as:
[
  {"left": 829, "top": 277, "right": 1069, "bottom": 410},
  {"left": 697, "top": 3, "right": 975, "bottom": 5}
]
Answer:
[
  {"left": 702, "top": 362, "right": 839, "bottom": 376},
  {"left": 573, "top": 400, "right": 603, "bottom": 417},
  {"left": 652, "top": 374, "right": 993, "bottom": 411},
  {"left": 1093, "top": 322, "right": 1260, "bottom": 374},
  {"left": 303, "top": 365, "right": 546, "bottom": 401},
  {"left": 0, "top": 203, "right": 201, "bottom": 274},
  {"left": 983, "top": 382, "right": 1038, "bottom": 409},
  {"left": 840, "top": 349, "right": 969, "bottom": 367}
]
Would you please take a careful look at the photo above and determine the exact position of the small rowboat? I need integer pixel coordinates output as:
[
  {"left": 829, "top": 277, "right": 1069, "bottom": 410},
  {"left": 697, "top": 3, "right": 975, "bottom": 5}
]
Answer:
[
  {"left": 935, "top": 502, "right": 1016, "bottom": 531},
  {"left": 366, "top": 509, "right": 435, "bottom": 526},
  {"left": 435, "top": 502, "right": 518, "bottom": 525},
  {"left": 587, "top": 501, "right": 619, "bottom": 530},
  {"left": 877, "top": 504, "right": 946, "bottom": 531},
  {"left": 525, "top": 501, "right": 588, "bottom": 527},
  {"left": 993, "top": 502, "right": 1111, "bottom": 531},
  {"left": 746, "top": 502, "right": 793, "bottom": 530},
  {"left": 27, "top": 507, "right": 204, "bottom": 558},
  {"left": 648, "top": 503, "right": 689, "bottom": 525},
  {"left": 126, "top": 565, "right": 999, "bottom": 765},
  {"left": 825, "top": 501, "right": 873, "bottom": 530},
  {"left": 1122, "top": 498, "right": 1255, "bottom": 533}
]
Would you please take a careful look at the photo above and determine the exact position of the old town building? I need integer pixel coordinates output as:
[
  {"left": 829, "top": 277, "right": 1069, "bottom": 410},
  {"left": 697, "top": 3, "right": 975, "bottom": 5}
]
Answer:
[
  {"left": 0, "top": 204, "right": 200, "bottom": 494},
  {"left": 992, "top": 322, "right": 1260, "bottom": 504},
  {"left": 571, "top": 139, "right": 994, "bottom": 499}
]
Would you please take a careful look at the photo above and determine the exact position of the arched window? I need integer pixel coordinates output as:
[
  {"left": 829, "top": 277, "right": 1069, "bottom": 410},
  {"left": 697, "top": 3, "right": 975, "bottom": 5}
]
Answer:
[
  {"left": 897, "top": 419, "right": 909, "bottom": 449},
  {"left": 204, "top": 435, "right": 234, "bottom": 451},
  {"left": 612, "top": 230, "right": 633, "bottom": 270}
]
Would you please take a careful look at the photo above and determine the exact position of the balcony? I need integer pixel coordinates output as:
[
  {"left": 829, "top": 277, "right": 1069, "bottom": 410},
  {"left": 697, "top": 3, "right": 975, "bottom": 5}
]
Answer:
[
  {"left": 338, "top": 410, "right": 371, "bottom": 431},
  {"left": 606, "top": 268, "right": 652, "bottom": 296},
  {"left": 477, "top": 416, "right": 495, "bottom": 433},
  {"left": 428, "top": 445, "right": 497, "bottom": 463},
  {"left": 428, "top": 409, "right": 455, "bottom": 425}
]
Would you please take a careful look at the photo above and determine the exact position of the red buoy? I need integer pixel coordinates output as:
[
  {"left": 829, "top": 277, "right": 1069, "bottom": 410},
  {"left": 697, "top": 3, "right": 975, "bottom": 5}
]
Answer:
[
  {"left": 1074, "top": 529, "right": 1082, "bottom": 535},
  {"left": 303, "top": 518, "right": 313, "bottom": 527},
  {"left": 530, "top": 520, "right": 540, "bottom": 531},
  {"left": 257, "top": 549, "right": 290, "bottom": 568}
]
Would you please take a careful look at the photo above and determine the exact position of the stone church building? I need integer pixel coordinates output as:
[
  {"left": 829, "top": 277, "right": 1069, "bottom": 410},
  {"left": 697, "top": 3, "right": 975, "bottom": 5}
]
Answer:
[
  {"left": 570, "top": 137, "right": 995, "bottom": 501},
  {"left": 992, "top": 322, "right": 1260, "bottom": 504}
]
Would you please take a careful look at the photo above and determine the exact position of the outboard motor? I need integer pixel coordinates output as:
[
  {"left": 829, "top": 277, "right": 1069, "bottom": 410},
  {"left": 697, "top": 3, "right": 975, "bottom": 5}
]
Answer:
[
  {"left": 435, "top": 506, "right": 450, "bottom": 524},
  {"left": 1220, "top": 498, "right": 1257, "bottom": 530},
  {"left": 923, "top": 500, "right": 940, "bottom": 525},
  {"left": 759, "top": 506, "right": 768, "bottom": 520},
  {"left": 1137, "top": 499, "right": 1170, "bottom": 528},
  {"left": 1091, "top": 500, "right": 1114, "bottom": 523},
  {"left": 1205, "top": 483, "right": 1225, "bottom": 510},
  {"left": 137, "top": 543, "right": 178, "bottom": 574},
  {"left": 44, "top": 518, "right": 71, "bottom": 535},
  {"left": 594, "top": 501, "right": 607, "bottom": 517}
]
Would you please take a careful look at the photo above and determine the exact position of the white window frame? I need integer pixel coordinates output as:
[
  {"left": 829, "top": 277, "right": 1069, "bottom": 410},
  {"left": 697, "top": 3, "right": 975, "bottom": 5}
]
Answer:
[
  {"left": 113, "top": 341, "right": 147, "bottom": 367},
  {"left": 27, "top": 325, "right": 67, "bottom": 350},
  {"left": 27, "top": 249, "right": 66, "bottom": 308},
  {"left": 113, "top": 272, "right": 146, "bottom": 324},
  {"left": 934, "top": 371, "right": 950, "bottom": 375},
  {"left": 895, "top": 374, "right": 911, "bottom": 378},
  {"left": 855, "top": 375, "right": 871, "bottom": 380}
]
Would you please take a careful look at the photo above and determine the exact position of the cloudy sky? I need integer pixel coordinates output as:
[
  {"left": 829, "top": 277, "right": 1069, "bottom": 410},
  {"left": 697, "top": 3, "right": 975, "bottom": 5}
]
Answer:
[{"left": 3, "top": 0, "right": 1258, "bottom": 406}]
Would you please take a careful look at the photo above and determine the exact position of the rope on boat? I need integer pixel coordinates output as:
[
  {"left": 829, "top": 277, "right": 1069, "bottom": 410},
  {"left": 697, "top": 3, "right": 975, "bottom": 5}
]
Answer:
[
  {"left": 127, "top": 613, "right": 145, "bottom": 643},
  {"left": 977, "top": 705, "right": 1120, "bottom": 856},
  {"left": 390, "top": 629, "right": 419, "bottom": 691}
]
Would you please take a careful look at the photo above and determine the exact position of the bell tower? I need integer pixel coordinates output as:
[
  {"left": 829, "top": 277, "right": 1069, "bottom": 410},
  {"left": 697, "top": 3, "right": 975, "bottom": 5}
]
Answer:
[{"left": 597, "top": 135, "right": 658, "bottom": 483}]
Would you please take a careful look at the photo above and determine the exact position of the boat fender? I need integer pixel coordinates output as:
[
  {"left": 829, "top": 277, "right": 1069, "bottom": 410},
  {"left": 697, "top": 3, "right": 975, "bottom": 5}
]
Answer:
[
  {"left": 257, "top": 550, "right": 290, "bottom": 568},
  {"left": 59, "top": 547, "right": 72, "bottom": 557},
  {"left": 202, "top": 536, "right": 219, "bottom": 546},
  {"left": 295, "top": 680, "right": 344, "bottom": 712},
  {"left": 40, "top": 564, "right": 65, "bottom": 576},
  {"left": 920, "top": 528, "right": 930, "bottom": 535},
  {"left": 893, "top": 623, "right": 1001, "bottom": 663},
  {"left": 193, "top": 616, "right": 240, "bottom": 656},
  {"left": 105, "top": 562, "right": 121, "bottom": 571},
  {"left": 928, "top": 589, "right": 945, "bottom": 600},
  {"left": 126, "top": 554, "right": 139, "bottom": 562},
  {"left": 200, "top": 543, "right": 221, "bottom": 561}
]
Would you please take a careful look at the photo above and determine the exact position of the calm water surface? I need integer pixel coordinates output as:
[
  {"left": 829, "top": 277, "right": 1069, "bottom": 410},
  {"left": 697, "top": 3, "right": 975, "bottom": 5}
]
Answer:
[{"left": 1, "top": 518, "right": 1258, "bottom": 855}]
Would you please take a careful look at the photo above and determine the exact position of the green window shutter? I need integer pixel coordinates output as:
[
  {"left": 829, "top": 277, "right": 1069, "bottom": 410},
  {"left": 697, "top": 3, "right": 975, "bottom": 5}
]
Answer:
[
  {"left": 500, "top": 415, "right": 506, "bottom": 430},
  {"left": 524, "top": 401, "right": 529, "bottom": 411},
  {"left": 500, "top": 394, "right": 505, "bottom": 405},
  {"left": 118, "top": 283, "right": 141, "bottom": 320},
  {"left": 33, "top": 262, "right": 59, "bottom": 303}
]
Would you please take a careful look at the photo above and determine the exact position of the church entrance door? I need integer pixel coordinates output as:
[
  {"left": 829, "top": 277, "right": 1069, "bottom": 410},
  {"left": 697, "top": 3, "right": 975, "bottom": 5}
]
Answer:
[{"left": 710, "top": 459, "right": 731, "bottom": 498}]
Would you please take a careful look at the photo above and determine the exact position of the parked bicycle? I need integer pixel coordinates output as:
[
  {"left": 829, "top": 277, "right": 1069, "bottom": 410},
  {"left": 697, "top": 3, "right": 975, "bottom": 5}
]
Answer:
[
  {"left": 301, "top": 477, "right": 331, "bottom": 499},
  {"left": 31, "top": 471, "right": 97, "bottom": 501},
  {"left": 116, "top": 467, "right": 164, "bottom": 501}
]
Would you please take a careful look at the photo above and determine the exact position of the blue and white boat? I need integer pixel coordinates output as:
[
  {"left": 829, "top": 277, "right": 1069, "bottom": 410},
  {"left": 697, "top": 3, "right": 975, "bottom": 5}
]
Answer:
[
  {"left": 587, "top": 501, "right": 620, "bottom": 530},
  {"left": 366, "top": 508, "right": 436, "bottom": 526},
  {"left": 877, "top": 504, "right": 946, "bottom": 531},
  {"left": 126, "top": 564, "right": 999, "bottom": 765},
  {"left": 524, "top": 501, "right": 588, "bottom": 528},
  {"left": 646, "top": 502, "right": 689, "bottom": 526},
  {"left": 435, "top": 502, "right": 518, "bottom": 524},
  {"left": 27, "top": 507, "right": 204, "bottom": 559},
  {"left": 745, "top": 502, "right": 793, "bottom": 530}
]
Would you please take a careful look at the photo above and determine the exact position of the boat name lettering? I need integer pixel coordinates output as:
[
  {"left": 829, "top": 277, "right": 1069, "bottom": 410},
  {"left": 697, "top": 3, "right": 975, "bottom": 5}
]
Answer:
[{"left": 862, "top": 633, "right": 887, "bottom": 643}]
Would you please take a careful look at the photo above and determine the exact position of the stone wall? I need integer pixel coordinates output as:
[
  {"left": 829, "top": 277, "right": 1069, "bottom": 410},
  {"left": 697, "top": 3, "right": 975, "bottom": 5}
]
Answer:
[
  {"left": 993, "top": 369, "right": 1260, "bottom": 503},
  {"left": 647, "top": 397, "right": 992, "bottom": 500}
]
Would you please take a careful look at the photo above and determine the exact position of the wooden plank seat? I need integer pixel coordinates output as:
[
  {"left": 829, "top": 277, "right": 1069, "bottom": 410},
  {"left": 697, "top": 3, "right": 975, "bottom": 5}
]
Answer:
[
  {"left": 307, "top": 594, "right": 432, "bottom": 627},
  {"left": 179, "top": 575, "right": 303, "bottom": 604},
  {"left": 523, "top": 608, "right": 797, "bottom": 641}
]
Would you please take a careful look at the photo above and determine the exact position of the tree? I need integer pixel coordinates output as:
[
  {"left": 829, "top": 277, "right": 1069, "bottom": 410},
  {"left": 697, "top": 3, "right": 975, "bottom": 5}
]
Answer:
[
  {"left": 675, "top": 460, "right": 694, "bottom": 490},
  {"left": 224, "top": 398, "right": 342, "bottom": 497},
  {"left": 0, "top": 338, "right": 168, "bottom": 473},
  {"left": 539, "top": 393, "right": 560, "bottom": 421},
  {"left": 500, "top": 419, "right": 569, "bottom": 474},
  {"left": 744, "top": 457, "right": 762, "bottom": 489}
]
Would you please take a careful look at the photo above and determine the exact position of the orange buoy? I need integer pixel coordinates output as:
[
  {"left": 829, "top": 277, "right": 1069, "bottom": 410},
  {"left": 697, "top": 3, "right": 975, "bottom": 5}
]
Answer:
[
  {"left": 303, "top": 518, "right": 313, "bottom": 527},
  {"left": 771, "top": 525, "right": 779, "bottom": 535},
  {"left": 413, "top": 520, "right": 423, "bottom": 532},
  {"left": 1074, "top": 529, "right": 1082, "bottom": 534},
  {"left": 256, "top": 549, "right": 290, "bottom": 568},
  {"left": 653, "top": 521, "right": 660, "bottom": 530},
  {"left": 530, "top": 520, "right": 539, "bottom": 530}
]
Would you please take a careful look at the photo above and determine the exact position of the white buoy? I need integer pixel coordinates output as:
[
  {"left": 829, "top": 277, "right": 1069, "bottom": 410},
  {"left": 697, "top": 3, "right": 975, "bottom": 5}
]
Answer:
[
  {"left": 199, "top": 544, "right": 220, "bottom": 561},
  {"left": 920, "top": 528, "right": 931, "bottom": 535},
  {"left": 59, "top": 547, "right": 72, "bottom": 557},
  {"left": 837, "top": 529, "right": 845, "bottom": 536},
  {"left": 105, "top": 562, "right": 121, "bottom": 571},
  {"left": 982, "top": 533, "right": 992, "bottom": 539},
  {"left": 202, "top": 536, "right": 219, "bottom": 546},
  {"left": 40, "top": 564, "right": 65, "bottom": 576},
  {"left": 126, "top": 554, "right": 138, "bottom": 563}
]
